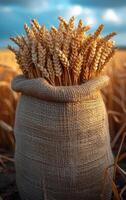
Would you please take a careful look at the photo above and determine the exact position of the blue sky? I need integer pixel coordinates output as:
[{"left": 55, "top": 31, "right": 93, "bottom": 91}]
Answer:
[{"left": 0, "top": 0, "right": 126, "bottom": 48}]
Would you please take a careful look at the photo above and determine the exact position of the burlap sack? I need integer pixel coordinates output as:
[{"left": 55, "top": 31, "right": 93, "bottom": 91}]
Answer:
[{"left": 12, "top": 75, "right": 114, "bottom": 200}]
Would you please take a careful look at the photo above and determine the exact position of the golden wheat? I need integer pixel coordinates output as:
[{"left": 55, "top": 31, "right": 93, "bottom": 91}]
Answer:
[
  {"left": 58, "top": 16, "right": 68, "bottom": 29},
  {"left": 94, "top": 24, "right": 104, "bottom": 38},
  {"left": 56, "top": 48, "right": 69, "bottom": 68},
  {"left": 53, "top": 52, "right": 62, "bottom": 85},
  {"left": 0, "top": 65, "right": 19, "bottom": 150},
  {"left": 9, "top": 16, "right": 116, "bottom": 86},
  {"left": 46, "top": 56, "right": 55, "bottom": 85},
  {"left": 31, "top": 22, "right": 39, "bottom": 40},
  {"left": 37, "top": 43, "right": 46, "bottom": 74},
  {"left": 72, "top": 53, "right": 83, "bottom": 84},
  {"left": 31, "top": 19, "right": 41, "bottom": 31},
  {"left": 24, "top": 24, "right": 34, "bottom": 40}
]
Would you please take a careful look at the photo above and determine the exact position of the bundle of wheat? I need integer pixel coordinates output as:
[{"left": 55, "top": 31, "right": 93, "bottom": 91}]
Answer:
[
  {"left": 0, "top": 65, "right": 19, "bottom": 150},
  {"left": 9, "top": 16, "right": 116, "bottom": 86},
  {"left": 10, "top": 17, "right": 117, "bottom": 200}
]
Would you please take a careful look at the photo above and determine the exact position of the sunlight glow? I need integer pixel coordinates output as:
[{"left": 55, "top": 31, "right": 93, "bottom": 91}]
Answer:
[{"left": 85, "top": 16, "right": 97, "bottom": 26}]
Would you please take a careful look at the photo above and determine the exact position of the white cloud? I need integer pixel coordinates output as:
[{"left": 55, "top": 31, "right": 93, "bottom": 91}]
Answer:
[
  {"left": 103, "top": 9, "right": 122, "bottom": 23},
  {"left": 67, "top": 5, "right": 83, "bottom": 16}
]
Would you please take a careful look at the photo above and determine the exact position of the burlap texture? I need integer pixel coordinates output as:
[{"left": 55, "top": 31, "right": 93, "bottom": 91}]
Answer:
[{"left": 12, "top": 75, "right": 113, "bottom": 200}]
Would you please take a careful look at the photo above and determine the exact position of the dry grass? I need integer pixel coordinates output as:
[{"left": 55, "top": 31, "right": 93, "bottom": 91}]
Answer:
[
  {"left": 0, "top": 64, "right": 19, "bottom": 151},
  {"left": 101, "top": 49, "right": 126, "bottom": 200},
  {"left": 9, "top": 16, "right": 116, "bottom": 86},
  {"left": 101, "top": 132, "right": 126, "bottom": 200}
]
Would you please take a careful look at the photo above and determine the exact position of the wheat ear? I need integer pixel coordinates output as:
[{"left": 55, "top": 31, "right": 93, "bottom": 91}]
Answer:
[
  {"left": 58, "top": 16, "right": 68, "bottom": 29},
  {"left": 53, "top": 52, "right": 62, "bottom": 85},
  {"left": 37, "top": 43, "right": 46, "bottom": 73},
  {"left": 45, "top": 31, "right": 54, "bottom": 55},
  {"left": 62, "top": 16, "right": 75, "bottom": 58},
  {"left": 31, "top": 19, "right": 41, "bottom": 31},
  {"left": 24, "top": 24, "right": 34, "bottom": 40},
  {"left": 72, "top": 53, "right": 83, "bottom": 84},
  {"left": 99, "top": 49, "right": 115, "bottom": 73},
  {"left": 47, "top": 56, "right": 55, "bottom": 85},
  {"left": 56, "top": 48, "right": 72, "bottom": 85},
  {"left": 93, "top": 24, "right": 104, "bottom": 38}
]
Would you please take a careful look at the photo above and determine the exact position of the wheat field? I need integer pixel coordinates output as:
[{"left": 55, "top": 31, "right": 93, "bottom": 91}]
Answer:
[
  {"left": 0, "top": 49, "right": 19, "bottom": 69},
  {"left": 0, "top": 49, "right": 19, "bottom": 150}
]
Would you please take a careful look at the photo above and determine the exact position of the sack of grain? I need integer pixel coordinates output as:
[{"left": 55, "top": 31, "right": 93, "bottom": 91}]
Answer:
[{"left": 12, "top": 74, "right": 113, "bottom": 200}]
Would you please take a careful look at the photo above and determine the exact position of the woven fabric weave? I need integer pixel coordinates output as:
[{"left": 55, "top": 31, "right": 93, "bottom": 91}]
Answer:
[{"left": 12, "top": 75, "right": 113, "bottom": 200}]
